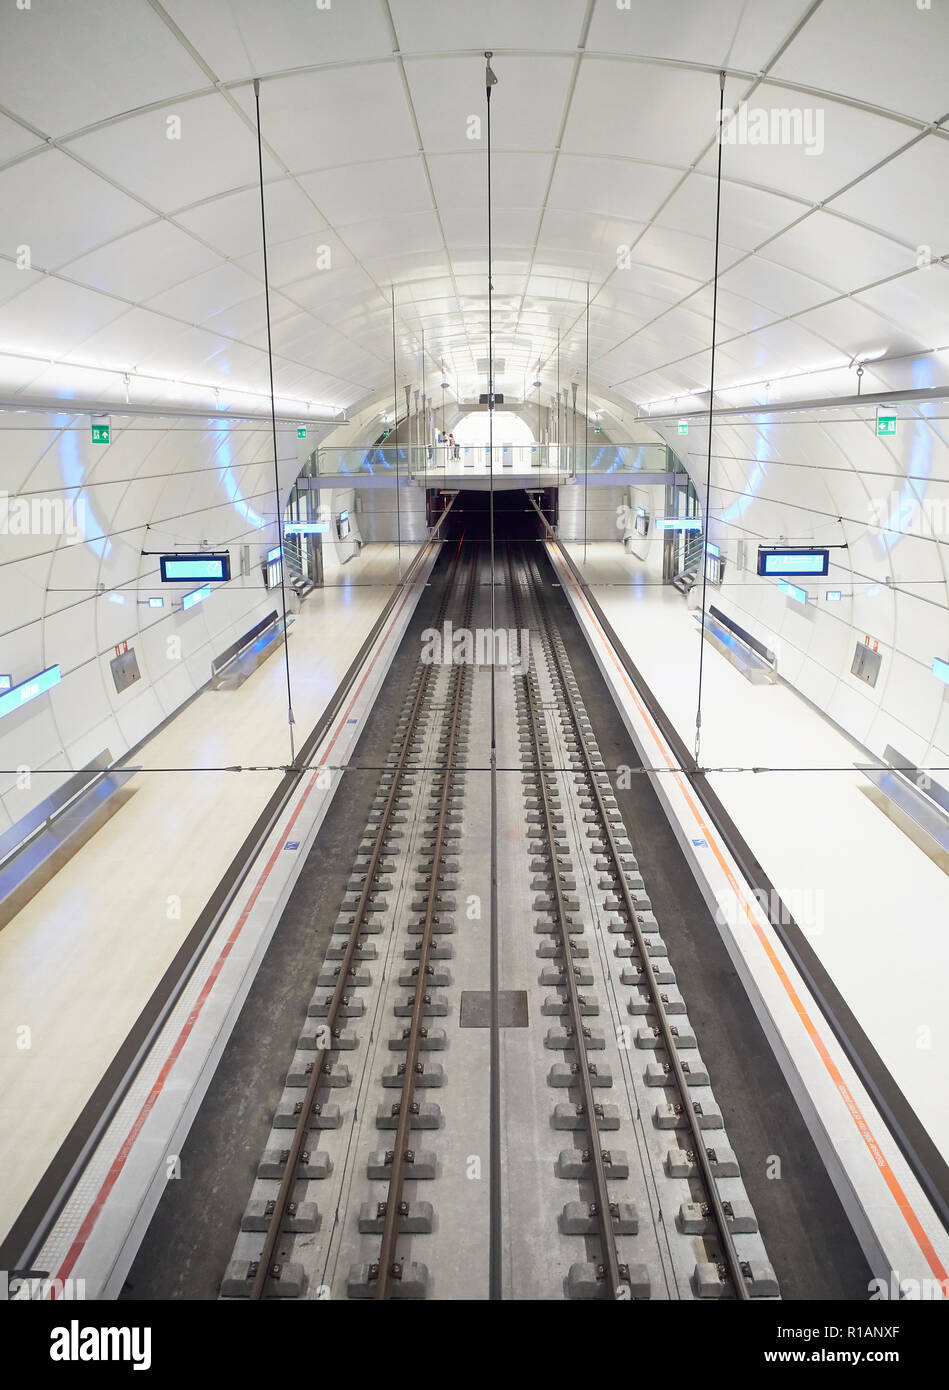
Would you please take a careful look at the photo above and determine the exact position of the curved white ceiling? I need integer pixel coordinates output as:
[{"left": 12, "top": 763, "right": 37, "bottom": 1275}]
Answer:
[{"left": 0, "top": 0, "right": 947, "bottom": 419}]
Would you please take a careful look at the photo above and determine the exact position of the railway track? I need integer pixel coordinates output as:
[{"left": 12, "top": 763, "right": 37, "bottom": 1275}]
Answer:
[
  {"left": 221, "top": 540, "right": 778, "bottom": 1300},
  {"left": 506, "top": 547, "right": 778, "bottom": 1299},
  {"left": 222, "top": 543, "right": 476, "bottom": 1300}
]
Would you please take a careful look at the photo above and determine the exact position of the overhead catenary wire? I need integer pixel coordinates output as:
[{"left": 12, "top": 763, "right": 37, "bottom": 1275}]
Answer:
[
  {"left": 253, "top": 77, "right": 296, "bottom": 767},
  {"left": 484, "top": 46, "right": 502, "bottom": 1304},
  {"left": 694, "top": 69, "right": 727, "bottom": 767},
  {"left": 391, "top": 286, "right": 402, "bottom": 578},
  {"left": 583, "top": 280, "right": 590, "bottom": 564}
]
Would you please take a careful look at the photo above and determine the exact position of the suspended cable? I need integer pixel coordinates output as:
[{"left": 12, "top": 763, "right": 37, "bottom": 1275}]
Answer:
[
  {"left": 484, "top": 46, "right": 502, "bottom": 1304},
  {"left": 392, "top": 286, "right": 402, "bottom": 578},
  {"left": 253, "top": 77, "right": 296, "bottom": 767},
  {"left": 583, "top": 280, "right": 590, "bottom": 565},
  {"left": 694, "top": 70, "right": 727, "bottom": 767}
]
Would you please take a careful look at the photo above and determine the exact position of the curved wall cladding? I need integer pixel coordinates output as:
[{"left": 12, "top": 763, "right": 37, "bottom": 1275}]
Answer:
[
  {"left": 652, "top": 410, "right": 949, "bottom": 769},
  {"left": 0, "top": 410, "right": 326, "bottom": 833}
]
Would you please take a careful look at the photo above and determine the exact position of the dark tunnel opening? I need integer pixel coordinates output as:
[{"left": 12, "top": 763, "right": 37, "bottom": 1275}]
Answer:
[{"left": 430, "top": 487, "right": 558, "bottom": 542}]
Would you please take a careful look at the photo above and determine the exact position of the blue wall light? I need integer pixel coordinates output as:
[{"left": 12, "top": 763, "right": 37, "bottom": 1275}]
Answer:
[{"left": 0, "top": 665, "right": 62, "bottom": 720}]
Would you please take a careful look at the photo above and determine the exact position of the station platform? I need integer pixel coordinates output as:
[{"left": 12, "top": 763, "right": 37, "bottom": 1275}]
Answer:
[
  {"left": 0, "top": 542, "right": 419, "bottom": 1250},
  {"left": 562, "top": 541, "right": 949, "bottom": 1165}
]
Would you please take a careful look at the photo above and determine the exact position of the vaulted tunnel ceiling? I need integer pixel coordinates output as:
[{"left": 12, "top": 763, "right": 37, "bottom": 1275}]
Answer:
[{"left": 0, "top": 0, "right": 948, "bottom": 423}]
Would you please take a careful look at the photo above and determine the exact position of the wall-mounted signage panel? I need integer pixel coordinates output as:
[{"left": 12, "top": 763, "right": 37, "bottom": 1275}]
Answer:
[
  {"left": 758, "top": 547, "right": 829, "bottom": 577},
  {"left": 284, "top": 521, "right": 329, "bottom": 536},
  {"left": 0, "top": 664, "right": 61, "bottom": 720},
  {"left": 876, "top": 407, "right": 898, "bottom": 437},
  {"left": 778, "top": 580, "right": 808, "bottom": 604},
  {"left": 160, "top": 553, "right": 230, "bottom": 583},
  {"left": 655, "top": 516, "right": 702, "bottom": 531},
  {"left": 181, "top": 584, "right": 211, "bottom": 611}
]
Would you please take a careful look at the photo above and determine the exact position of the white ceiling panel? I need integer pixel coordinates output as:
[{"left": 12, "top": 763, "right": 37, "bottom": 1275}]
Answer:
[
  {"left": 0, "top": 259, "right": 42, "bottom": 308},
  {"left": 406, "top": 56, "right": 573, "bottom": 156},
  {"left": 565, "top": 60, "right": 715, "bottom": 166},
  {"left": 630, "top": 225, "right": 744, "bottom": 282},
  {"left": 546, "top": 155, "right": 681, "bottom": 224},
  {"left": 719, "top": 254, "right": 835, "bottom": 317},
  {"left": 390, "top": 0, "right": 584, "bottom": 53},
  {"left": 232, "top": 66, "right": 419, "bottom": 172},
  {"left": 0, "top": 1, "right": 208, "bottom": 135},
  {"left": 792, "top": 298, "right": 926, "bottom": 362},
  {"left": 174, "top": 180, "right": 326, "bottom": 259},
  {"left": 770, "top": 0, "right": 949, "bottom": 121},
  {"left": 61, "top": 221, "right": 221, "bottom": 302},
  {"left": 162, "top": 0, "right": 394, "bottom": 81},
  {"left": 341, "top": 212, "right": 444, "bottom": 263},
  {"left": 857, "top": 269, "right": 949, "bottom": 350},
  {"left": 145, "top": 263, "right": 265, "bottom": 323},
  {"left": 657, "top": 174, "right": 805, "bottom": 251},
  {"left": 761, "top": 212, "right": 913, "bottom": 292},
  {"left": 427, "top": 152, "right": 551, "bottom": 212},
  {"left": 587, "top": 0, "right": 810, "bottom": 72},
  {"left": 202, "top": 290, "right": 299, "bottom": 343},
  {"left": 697, "top": 86, "right": 910, "bottom": 204},
  {"left": 0, "top": 278, "right": 129, "bottom": 359},
  {"left": 60, "top": 308, "right": 210, "bottom": 372},
  {"left": 0, "top": 113, "right": 45, "bottom": 165},
  {"left": 299, "top": 157, "right": 432, "bottom": 226},
  {"left": 236, "top": 232, "right": 355, "bottom": 290},
  {"left": 830, "top": 136, "right": 949, "bottom": 255},
  {"left": 441, "top": 208, "right": 538, "bottom": 252},
  {"left": 68, "top": 93, "right": 277, "bottom": 213},
  {"left": 0, "top": 150, "right": 151, "bottom": 270}
]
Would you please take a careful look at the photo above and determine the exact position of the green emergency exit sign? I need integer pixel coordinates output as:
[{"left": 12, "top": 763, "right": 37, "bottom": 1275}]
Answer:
[
  {"left": 876, "top": 409, "right": 897, "bottom": 437},
  {"left": 297, "top": 426, "right": 307, "bottom": 439},
  {"left": 91, "top": 423, "right": 110, "bottom": 444},
  {"left": 678, "top": 420, "right": 688, "bottom": 435}
]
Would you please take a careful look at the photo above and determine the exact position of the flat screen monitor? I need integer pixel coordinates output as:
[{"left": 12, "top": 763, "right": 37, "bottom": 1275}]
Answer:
[
  {"left": 337, "top": 510, "right": 351, "bottom": 540},
  {"left": 160, "top": 552, "right": 230, "bottom": 583},
  {"left": 757, "top": 547, "right": 829, "bottom": 578}
]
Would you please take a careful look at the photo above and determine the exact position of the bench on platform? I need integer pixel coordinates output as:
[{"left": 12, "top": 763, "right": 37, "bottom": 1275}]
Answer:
[
  {"left": 696, "top": 604, "right": 778, "bottom": 685},
  {"left": 0, "top": 749, "right": 138, "bottom": 930},
  {"left": 857, "top": 745, "right": 949, "bottom": 875},
  {"left": 211, "top": 611, "right": 292, "bottom": 691}
]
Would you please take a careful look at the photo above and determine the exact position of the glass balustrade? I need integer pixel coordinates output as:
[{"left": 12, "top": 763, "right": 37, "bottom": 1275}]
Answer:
[{"left": 305, "top": 440, "right": 676, "bottom": 481}]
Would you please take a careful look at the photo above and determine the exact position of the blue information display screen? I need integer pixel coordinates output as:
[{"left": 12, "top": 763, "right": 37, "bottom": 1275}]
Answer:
[
  {"left": 0, "top": 664, "right": 61, "bottom": 720},
  {"left": 181, "top": 584, "right": 211, "bottom": 611},
  {"left": 778, "top": 579, "right": 808, "bottom": 604},
  {"left": 758, "top": 547, "right": 829, "bottom": 577},
  {"left": 160, "top": 553, "right": 230, "bottom": 583},
  {"left": 284, "top": 521, "right": 329, "bottom": 536}
]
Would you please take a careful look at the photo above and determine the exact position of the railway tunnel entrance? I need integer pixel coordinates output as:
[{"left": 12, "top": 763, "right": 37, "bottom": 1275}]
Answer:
[{"left": 433, "top": 487, "right": 558, "bottom": 542}]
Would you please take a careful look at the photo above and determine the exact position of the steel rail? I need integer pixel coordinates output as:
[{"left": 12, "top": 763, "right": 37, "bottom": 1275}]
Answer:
[
  {"left": 508, "top": 549, "right": 628, "bottom": 1300},
  {"left": 524, "top": 549, "right": 750, "bottom": 1300},
  {"left": 372, "top": 548, "right": 478, "bottom": 1298},
  {"left": 249, "top": 541, "right": 466, "bottom": 1299}
]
